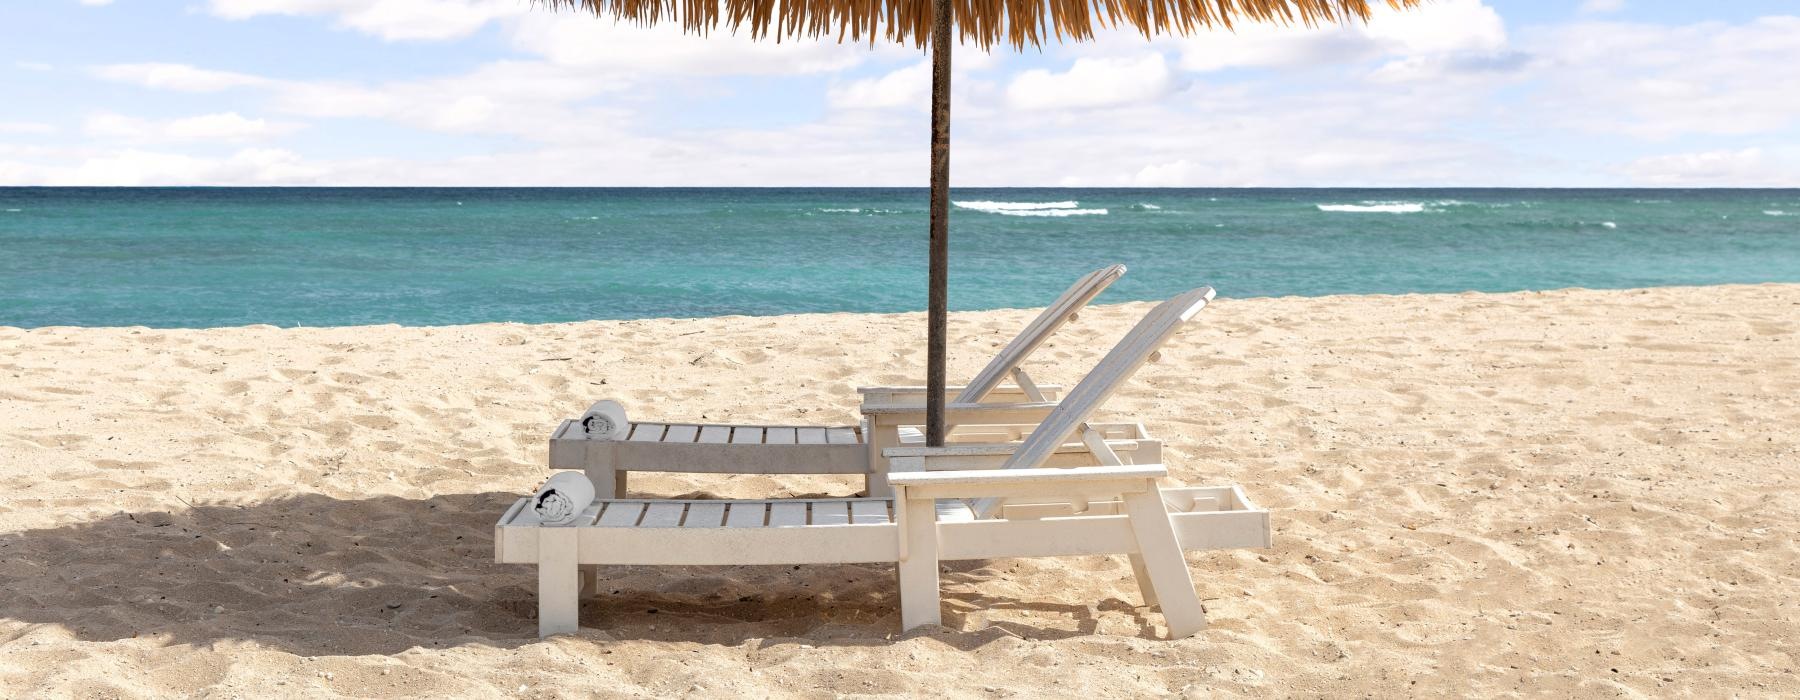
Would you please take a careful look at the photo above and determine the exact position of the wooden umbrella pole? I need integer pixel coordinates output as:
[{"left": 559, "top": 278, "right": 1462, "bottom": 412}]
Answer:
[{"left": 924, "top": 0, "right": 953, "bottom": 448}]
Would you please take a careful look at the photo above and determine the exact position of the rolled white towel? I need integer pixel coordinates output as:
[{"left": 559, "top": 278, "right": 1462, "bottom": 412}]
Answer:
[
  {"left": 533, "top": 472, "right": 596, "bottom": 526},
  {"left": 581, "top": 400, "right": 629, "bottom": 440}
]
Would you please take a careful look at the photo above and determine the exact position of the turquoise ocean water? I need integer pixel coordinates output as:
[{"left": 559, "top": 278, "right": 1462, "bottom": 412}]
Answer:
[{"left": 2, "top": 187, "right": 1797, "bottom": 328}]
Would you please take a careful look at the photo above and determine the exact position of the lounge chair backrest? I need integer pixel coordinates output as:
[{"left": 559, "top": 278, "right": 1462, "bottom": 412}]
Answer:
[
  {"left": 955, "top": 264, "right": 1126, "bottom": 404},
  {"left": 972, "top": 287, "right": 1216, "bottom": 518}
]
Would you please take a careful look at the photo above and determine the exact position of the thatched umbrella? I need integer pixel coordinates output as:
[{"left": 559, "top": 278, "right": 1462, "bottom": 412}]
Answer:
[{"left": 550, "top": 0, "right": 1420, "bottom": 447}]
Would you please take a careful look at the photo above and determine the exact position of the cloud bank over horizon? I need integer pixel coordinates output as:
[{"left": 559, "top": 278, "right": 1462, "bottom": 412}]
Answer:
[{"left": 3, "top": 0, "right": 1798, "bottom": 186}]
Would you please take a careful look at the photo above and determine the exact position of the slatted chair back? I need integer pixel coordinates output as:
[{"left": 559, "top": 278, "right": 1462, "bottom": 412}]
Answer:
[
  {"left": 970, "top": 286, "right": 1216, "bottom": 518},
  {"left": 955, "top": 264, "right": 1126, "bottom": 404}
]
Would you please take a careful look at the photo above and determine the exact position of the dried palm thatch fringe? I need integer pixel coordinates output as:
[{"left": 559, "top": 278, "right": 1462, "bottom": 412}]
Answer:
[{"left": 544, "top": 0, "right": 1422, "bottom": 50}]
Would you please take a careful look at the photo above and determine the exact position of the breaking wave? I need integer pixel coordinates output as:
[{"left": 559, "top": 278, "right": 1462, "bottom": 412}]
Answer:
[
  {"left": 954, "top": 200, "right": 1108, "bottom": 217},
  {"left": 817, "top": 208, "right": 902, "bottom": 215},
  {"left": 1315, "top": 199, "right": 1501, "bottom": 214},
  {"left": 1317, "top": 202, "right": 1428, "bottom": 214}
]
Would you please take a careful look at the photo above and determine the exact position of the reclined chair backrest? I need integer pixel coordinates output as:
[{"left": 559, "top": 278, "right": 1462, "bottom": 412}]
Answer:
[
  {"left": 970, "top": 286, "right": 1216, "bottom": 518},
  {"left": 955, "top": 264, "right": 1126, "bottom": 404}
]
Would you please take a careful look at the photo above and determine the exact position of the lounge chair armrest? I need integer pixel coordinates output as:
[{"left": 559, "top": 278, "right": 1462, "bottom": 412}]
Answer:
[
  {"left": 884, "top": 446, "right": 1019, "bottom": 473},
  {"left": 857, "top": 384, "right": 1060, "bottom": 394},
  {"left": 887, "top": 440, "right": 1155, "bottom": 471},
  {"left": 885, "top": 444, "right": 1032, "bottom": 459},
  {"left": 889, "top": 464, "right": 1167, "bottom": 487},
  {"left": 860, "top": 402, "right": 1059, "bottom": 427},
  {"left": 856, "top": 384, "right": 1062, "bottom": 403},
  {"left": 889, "top": 464, "right": 1168, "bottom": 501}
]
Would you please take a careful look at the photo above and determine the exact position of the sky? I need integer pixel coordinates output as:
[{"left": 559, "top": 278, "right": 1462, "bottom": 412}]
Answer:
[{"left": 2, "top": 0, "right": 1797, "bottom": 187}]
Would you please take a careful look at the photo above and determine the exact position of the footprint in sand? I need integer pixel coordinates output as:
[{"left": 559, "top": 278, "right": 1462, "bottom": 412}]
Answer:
[{"left": 350, "top": 414, "right": 400, "bottom": 431}]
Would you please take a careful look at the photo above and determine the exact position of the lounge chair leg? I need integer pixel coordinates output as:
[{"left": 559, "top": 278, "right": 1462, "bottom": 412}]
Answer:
[
  {"left": 865, "top": 469, "right": 890, "bottom": 499},
  {"left": 537, "top": 527, "right": 581, "bottom": 638},
  {"left": 580, "top": 565, "right": 600, "bottom": 597},
  {"left": 865, "top": 422, "right": 898, "bottom": 497},
  {"left": 1122, "top": 486, "right": 1207, "bottom": 638},
  {"left": 896, "top": 494, "right": 941, "bottom": 630},
  {"left": 1127, "top": 554, "right": 1159, "bottom": 608},
  {"left": 586, "top": 465, "right": 618, "bottom": 499}
]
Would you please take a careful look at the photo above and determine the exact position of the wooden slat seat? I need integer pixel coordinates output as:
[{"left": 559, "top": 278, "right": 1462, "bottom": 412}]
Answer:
[
  {"left": 548, "top": 416, "right": 1162, "bottom": 496},
  {"left": 549, "top": 420, "right": 868, "bottom": 481},
  {"left": 564, "top": 498, "right": 900, "bottom": 529},
  {"left": 496, "top": 497, "right": 904, "bottom": 568}
]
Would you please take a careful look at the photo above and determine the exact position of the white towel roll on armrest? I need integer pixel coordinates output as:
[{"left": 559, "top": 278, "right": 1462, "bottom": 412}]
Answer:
[
  {"left": 533, "top": 472, "right": 596, "bottom": 526},
  {"left": 581, "top": 400, "right": 629, "bottom": 440}
]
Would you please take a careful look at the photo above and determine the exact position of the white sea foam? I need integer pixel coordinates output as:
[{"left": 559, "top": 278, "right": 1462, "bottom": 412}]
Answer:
[
  {"left": 954, "top": 200, "right": 1105, "bottom": 217},
  {"left": 1765, "top": 210, "right": 1791, "bottom": 216},
  {"left": 1602, "top": 221, "right": 1618, "bottom": 229},
  {"left": 3, "top": 208, "right": 19, "bottom": 213},
  {"left": 818, "top": 207, "right": 900, "bottom": 215},
  {"left": 820, "top": 208, "right": 861, "bottom": 213},
  {"left": 991, "top": 208, "right": 1109, "bottom": 217},
  {"left": 1317, "top": 202, "right": 1427, "bottom": 214},
  {"left": 954, "top": 200, "right": 1078, "bottom": 212},
  {"left": 1136, "top": 203, "right": 1162, "bottom": 210}
]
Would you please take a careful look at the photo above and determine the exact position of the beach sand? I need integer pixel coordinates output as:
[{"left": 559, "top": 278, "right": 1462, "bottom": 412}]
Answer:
[{"left": 1, "top": 284, "right": 1795, "bottom": 697}]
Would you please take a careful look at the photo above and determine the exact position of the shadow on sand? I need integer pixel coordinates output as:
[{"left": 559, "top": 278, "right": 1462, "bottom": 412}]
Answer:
[{"left": 0, "top": 489, "right": 1160, "bottom": 656}]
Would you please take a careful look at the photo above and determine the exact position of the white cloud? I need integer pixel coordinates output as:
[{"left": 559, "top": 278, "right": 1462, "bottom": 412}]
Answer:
[
  {"left": 91, "top": 63, "right": 272, "bottom": 92},
  {"left": 1621, "top": 148, "right": 1797, "bottom": 186},
  {"left": 26, "top": 4, "right": 1800, "bottom": 187},
  {"left": 1131, "top": 159, "right": 1197, "bottom": 187},
  {"left": 15, "top": 61, "right": 53, "bottom": 71},
  {"left": 510, "top": 14, "right": 881, "bottom": 75},
  {"left": 1, "top": 147, "right": 329, "bottom": 186},
  {"left": 207, "top": 0, "right": 524, "bottom": 41},
  {"left": 830, "top": 62, "right": 929, "bottom": 110},
  {"left": 1580, "top": 0, "right": 1626, "bottom": 14},
  {"left": 825, "top": 46, "right": 1002, "bottom": 112},
  {"left": 267, "top": 60, "right": 633, "bottom": 136},
  {"left": 1360, "top": 0, "right": 1509, "bottom": 55},
  {"left": 1525, "top": 17, "right": 1800, "bottom": 138},
  {"left": 83, "top": 112, "right": 305, "bottom": 143},
  {"left": 1173, "top": 0, "right": 1508, "bottom": 73},
  {"left": 1005, "top": 53, "right": 1177, "bottom": 110}
]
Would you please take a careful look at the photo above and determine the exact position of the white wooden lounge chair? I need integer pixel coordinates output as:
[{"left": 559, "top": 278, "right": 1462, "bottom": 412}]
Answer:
[
  {"left": 547, "top": 265, "right": 1135, "bottom": 498},
  {"left": 497, "top": 287, "right": 1271, "bottom": 639}
]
